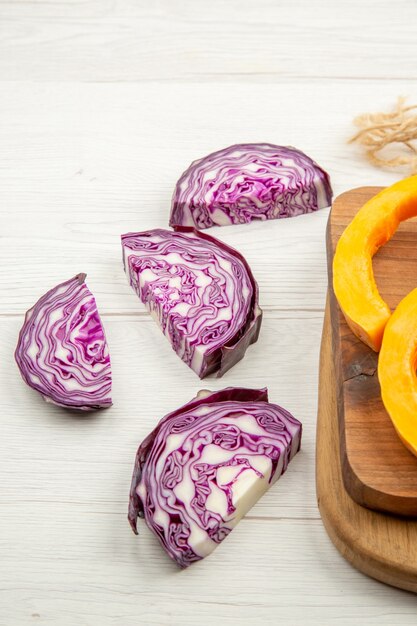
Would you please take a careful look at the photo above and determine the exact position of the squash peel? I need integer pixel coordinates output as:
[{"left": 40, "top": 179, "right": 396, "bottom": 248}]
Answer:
[
  {"left": 379, "top": 288, "right": 417, "bottom": 457},
  {"left": 333, "top": 175, "right": 417, "bottom": 351}
]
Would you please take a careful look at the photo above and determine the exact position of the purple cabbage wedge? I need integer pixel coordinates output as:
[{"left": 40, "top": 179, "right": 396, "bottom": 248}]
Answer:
[
  {"left": 15, "top": 274, "right": 112, "bottom": 411},
  {"left": 121, "top": 228, "right": 262, "bottom": 378},
  {"left": 170, "top": 143, "right": 333, "bottom": 229},
  {"left": 128, "top": 387, "right": 302, "bottom": 568}
]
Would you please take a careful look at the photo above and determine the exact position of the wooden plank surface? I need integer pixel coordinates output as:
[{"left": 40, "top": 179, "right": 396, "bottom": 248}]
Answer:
[
  {"left": 0, "top": 0, "right": 416, "bottom": 82},
  {"left": 317, "top": 302, "right": 417, "bottom": 592},
  {"left": 1, "top": 1, "right": 417, "bottom": 624},
  {"left": 327, "top": 188, "right": 417, "bottom": 515}
]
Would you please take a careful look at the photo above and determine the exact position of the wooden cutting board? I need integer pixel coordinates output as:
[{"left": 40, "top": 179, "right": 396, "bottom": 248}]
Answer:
[
  {"left": 316, "top": 302, "right": 417, "bottom": 593},
  {"left": 327, "top": 187, "right": 417, "bottom": 516}
]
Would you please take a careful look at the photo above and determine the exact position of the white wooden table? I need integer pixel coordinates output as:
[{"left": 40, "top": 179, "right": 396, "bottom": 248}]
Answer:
[{"left": 1, "top": 2, "right": 417, "bottom": 624}]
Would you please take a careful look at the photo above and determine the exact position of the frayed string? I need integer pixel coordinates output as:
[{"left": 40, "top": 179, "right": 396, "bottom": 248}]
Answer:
[{"left": 349, "top": 97, "right": 417, "bottom": 174}]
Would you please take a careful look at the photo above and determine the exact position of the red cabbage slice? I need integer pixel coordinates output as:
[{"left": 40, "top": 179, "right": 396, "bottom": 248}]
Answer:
[
  {"left": 128, "top": 387, "right": 302, "bottom": 568},
  {"left": 15, "top": 274, "right": 112, "bottom": 411},
  {"left": 121, "top": 228, "right": 262, "bottom": 378},
  {"left": 170, "top": 143, "right": 332, "bottom": 229}
]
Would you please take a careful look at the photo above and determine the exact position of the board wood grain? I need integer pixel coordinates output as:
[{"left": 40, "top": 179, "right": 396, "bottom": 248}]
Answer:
[
  {"left": 316, "top": 303, "right": 417, "bottom": 593},
  {"left": 327, "top": 187, "right": 417, "bottom": 515}
]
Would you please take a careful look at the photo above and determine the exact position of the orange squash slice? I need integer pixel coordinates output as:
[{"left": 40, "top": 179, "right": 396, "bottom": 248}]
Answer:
[
  {"left": 333, "top": 175, "right": 417, "bottom": 351},
  {"left": 379, "top": 288, "right": 417, "bottom": 457}
]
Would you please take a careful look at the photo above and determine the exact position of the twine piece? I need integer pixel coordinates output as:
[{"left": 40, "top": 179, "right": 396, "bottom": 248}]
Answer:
[{"left": 349, "top": 97, "right": 417, "bottom": 174}]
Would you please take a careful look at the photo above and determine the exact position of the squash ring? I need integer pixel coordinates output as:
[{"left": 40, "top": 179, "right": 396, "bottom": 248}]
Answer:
[
  {"left": 379, "top": 288, "right": 417, "bottom": 457},
  {"left": 333, "top": 176, "right": 417, "bottom": 351}
]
